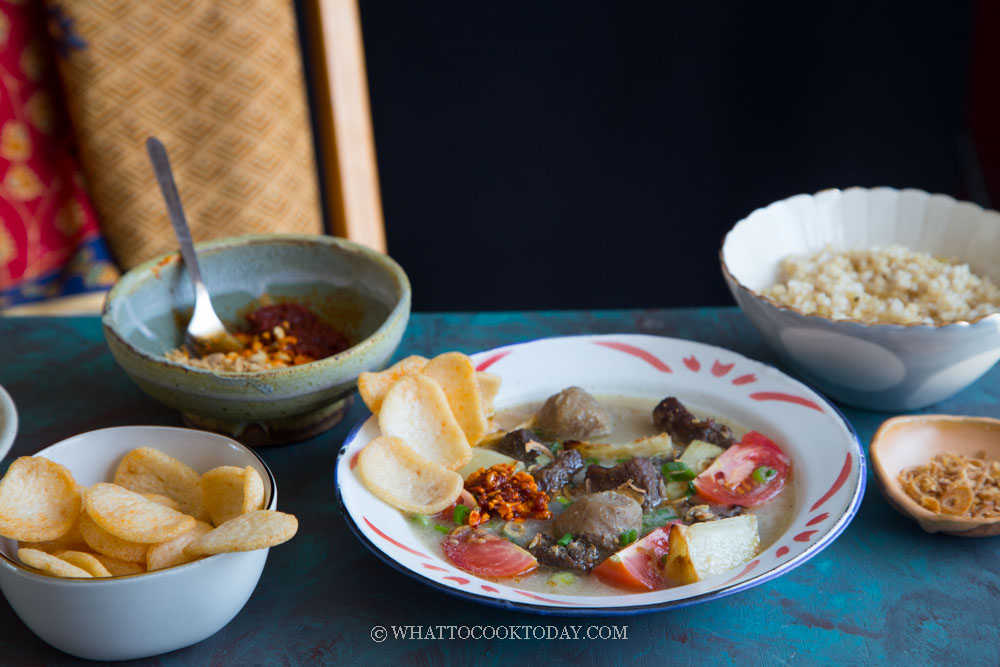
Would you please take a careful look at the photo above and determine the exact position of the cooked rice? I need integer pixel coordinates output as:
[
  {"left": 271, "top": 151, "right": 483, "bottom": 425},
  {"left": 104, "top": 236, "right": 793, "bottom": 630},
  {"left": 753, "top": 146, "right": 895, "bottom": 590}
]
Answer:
[{"left": 761, "top": 244, "right": 1000, "bottom": 324}]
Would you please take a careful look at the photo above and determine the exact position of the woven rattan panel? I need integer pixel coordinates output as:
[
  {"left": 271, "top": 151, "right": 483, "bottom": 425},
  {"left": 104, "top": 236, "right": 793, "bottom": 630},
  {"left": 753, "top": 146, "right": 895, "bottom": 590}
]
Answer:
[{"left": 50, "top": 0, "right": 322, "bottom": 269}]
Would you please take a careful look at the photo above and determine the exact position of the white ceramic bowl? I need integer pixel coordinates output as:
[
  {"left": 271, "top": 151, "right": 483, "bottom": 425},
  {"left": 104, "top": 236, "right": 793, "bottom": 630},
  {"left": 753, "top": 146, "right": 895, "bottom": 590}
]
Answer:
[
  {"left": 336, "top": 334, "right": 865, "bottom": 614},
  {"left": 0, "top": 385, "right": 16, "bottom": 461},
  {"left": 721, "top": 187, "right": 1000, "bottom": 411},
  {"left": 0, "top": 426, "right": 276, "bottom": 661}
]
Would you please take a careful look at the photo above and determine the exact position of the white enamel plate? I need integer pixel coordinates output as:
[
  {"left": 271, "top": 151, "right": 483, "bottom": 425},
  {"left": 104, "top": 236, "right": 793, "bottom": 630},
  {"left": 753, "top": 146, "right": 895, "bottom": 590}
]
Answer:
[{"left": 335, "top": 334, "right": 865, "bottom": 615}]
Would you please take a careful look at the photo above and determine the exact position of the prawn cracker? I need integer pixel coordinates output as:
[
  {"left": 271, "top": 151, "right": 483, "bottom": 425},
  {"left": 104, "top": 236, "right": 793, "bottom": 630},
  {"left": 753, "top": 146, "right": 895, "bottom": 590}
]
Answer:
[
  {"left": 91, "top": 552, "right": 145, "bottom": 576},
  {"left": 147, "top": 520, "right": 213, "bottom": 570},
  {"left": 357, "top": 355, "right": 429, "bottom": 413},
  {"left": 183, "top": 510, "right": 298, "bottom": 556},
  {"left": 54, "top": 550, "right": 112, "bottom": 577},
  {"left": 422, "top": 352, "right": 488, "bottom": 446},
  {"left": 201, "top": 466, "right": 263, "bottom": 527},
  {"left": 477, "top": 371, "right": 502, "bottom": 418},
  {"left": 18, "top": 548, "right": 92, "bottom": 578},
  {"left": 85, "top": 483, "right": 195, "bottom": 544},
  {"left": 78, "top": 512, "right": 149, "bottom": 563},
  {"left": 378, "top": 374, "right": 472, "bottom": 470},
  {"left": 356, "top": 435, "right": 463, "bottom": 514},
  {"left": 0, "top": 456, "right": 82, "bottom": 542},
  {"left": 113, "top": 448, "right": 208, "bottom": 521}
]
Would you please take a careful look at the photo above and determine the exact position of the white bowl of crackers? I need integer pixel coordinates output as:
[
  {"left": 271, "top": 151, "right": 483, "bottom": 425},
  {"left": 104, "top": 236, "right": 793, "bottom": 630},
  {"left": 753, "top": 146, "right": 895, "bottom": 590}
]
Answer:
[{"left": 0, "top": 426, "right": 298, "bottom": 661}]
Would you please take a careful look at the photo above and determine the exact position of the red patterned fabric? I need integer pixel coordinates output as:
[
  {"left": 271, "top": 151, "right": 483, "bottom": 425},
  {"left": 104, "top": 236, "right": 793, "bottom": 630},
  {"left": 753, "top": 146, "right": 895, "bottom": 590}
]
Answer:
[{"left": 0, "top": 0, "right": 117, "bottom": 308}]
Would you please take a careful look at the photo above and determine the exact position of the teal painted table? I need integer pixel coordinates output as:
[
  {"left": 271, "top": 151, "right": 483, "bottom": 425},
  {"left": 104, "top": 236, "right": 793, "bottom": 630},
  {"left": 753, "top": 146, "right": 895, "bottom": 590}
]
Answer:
[{"left": 1, "top": 309, "right": 997, "bottom": 665}]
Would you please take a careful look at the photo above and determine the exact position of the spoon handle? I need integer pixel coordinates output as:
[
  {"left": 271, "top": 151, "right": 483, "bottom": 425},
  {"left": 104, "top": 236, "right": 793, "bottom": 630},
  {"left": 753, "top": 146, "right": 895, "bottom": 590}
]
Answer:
[{"left": 145, "top": 137, "right": 205, "bottom": 288}]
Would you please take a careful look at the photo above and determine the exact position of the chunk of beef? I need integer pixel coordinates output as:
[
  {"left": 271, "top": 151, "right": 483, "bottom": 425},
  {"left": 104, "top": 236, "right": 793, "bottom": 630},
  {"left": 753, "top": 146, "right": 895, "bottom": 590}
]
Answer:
[
  {"left": 552, "top": 491, "right": 642, "bottom": 552},
  {"left": 652, "top": 397, "right": 735, "bottom": 448},
  {"left": 489, "top": 428, "right": 547, "bottom": 464},
  {"left": 526, "top": 533, "right": 607, "bottom": 573},
  {"left": 532, "top": 449, "right": 584, "bottom": 494},
  {"left": 585, "top": 457, "right": 665, "bottom": 511},
  {"left": 674, "top": 501, "right": 747, "bottom": 524},
  {"left": 534, "top": 387, "right": 612, "bottom": 440}
]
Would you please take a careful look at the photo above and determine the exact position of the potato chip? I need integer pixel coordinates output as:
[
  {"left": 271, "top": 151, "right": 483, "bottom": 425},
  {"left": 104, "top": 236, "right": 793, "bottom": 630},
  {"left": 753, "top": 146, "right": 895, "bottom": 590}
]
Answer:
[
  {"left": 477, "top": 371, "right": 502, "bottom": 418},
  {"left": 54, "top": 550, "right": 112, "bottom": 577},
  {"left": 378, "top": 374, "right": 472, "bottom": 470},
  {"left": 77, "top": 512, "right": 149, "bottom": 563},
  {"left": 91, "top": 552, "right": 145, "bottom": 576},
  {"left": 0, "top": 456, "right": 81, "bottom": 542},
  {"left": 18, "top": 547, "right": 93, "bottom": 578},
  {"left": 356, "top": 435, "right": 463, "bottom": 514},
  {"left": 358, "top": 355, "right": 429, "bottom": 412},
  {"left": 142, "top": 493, "right": 182, "bottom": 511},
  {"left": 422, "top": 352, "right": 488, "bottom": 445},
  {"left": 146, "top": 520, "right": 213, "bottom": 571},
  {"left": 113, "top": 447, "right": 208, "bottom": 521},
  {"left": 201, "top": 466, "right": 246, "bottom": 526},
  {"left": 183, "top": 510, "right": 298, "bottom": 556}
]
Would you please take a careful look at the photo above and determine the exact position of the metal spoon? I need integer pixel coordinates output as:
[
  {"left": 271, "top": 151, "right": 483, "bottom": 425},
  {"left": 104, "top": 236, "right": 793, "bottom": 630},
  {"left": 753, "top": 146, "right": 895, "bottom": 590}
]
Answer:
[{"left": 146, "top": 137, "right": 243, "bottom": 356}]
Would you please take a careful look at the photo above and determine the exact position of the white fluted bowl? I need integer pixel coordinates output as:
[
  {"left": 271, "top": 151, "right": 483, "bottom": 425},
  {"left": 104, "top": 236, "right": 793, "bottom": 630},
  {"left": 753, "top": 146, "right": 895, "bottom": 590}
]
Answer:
[{"left": 721, "top": 187, "right": 1000, "bottom": 411}]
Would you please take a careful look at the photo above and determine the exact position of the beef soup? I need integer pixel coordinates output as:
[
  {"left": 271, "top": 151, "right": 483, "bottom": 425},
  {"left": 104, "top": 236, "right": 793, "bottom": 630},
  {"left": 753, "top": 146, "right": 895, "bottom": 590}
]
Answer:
[{"left": 407, "top": 389, "right": 797, "bottom": 595}]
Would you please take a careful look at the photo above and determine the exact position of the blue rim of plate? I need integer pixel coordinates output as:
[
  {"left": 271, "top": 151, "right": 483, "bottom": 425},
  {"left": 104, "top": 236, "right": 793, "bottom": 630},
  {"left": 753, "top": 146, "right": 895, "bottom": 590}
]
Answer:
[{"left": 333, "top": 335, "right": 867, "bottom": 616}]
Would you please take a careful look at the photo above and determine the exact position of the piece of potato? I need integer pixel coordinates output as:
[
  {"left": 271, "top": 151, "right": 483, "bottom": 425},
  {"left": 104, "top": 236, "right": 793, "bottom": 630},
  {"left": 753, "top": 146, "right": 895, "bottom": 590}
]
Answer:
[
  {"left": 18, "top": 548, "right": 92, "bottom": 578},
  {"left": 356, "top": 436, "right": 464, "bottom": 514},
  {"left": 357, "top": 355, "right": 429, "bottom": 413},
  {"left": 378, "top": 374, "right": 472, "bottom": 470},
  {"left": 421, "top": 352, "right": 488, "bottom": 445},
  {"left": 54, "top": 550, "right": 112, "bottom": 577},
  {"left": 147, "top": 521, "right": 213, "bottom": 571},
  {"left": 457, "top": 447, "right": 522, "bottom": 479},
  {"left": 664, "top": 515, "right": 759, "bottom": 585},
  {"left": 677, "top": 440, "right": 726, "bottom": 474},
  {"left": 0, "top": 457, "right": 81, "bottom": 542},
  {"left": 565, "top": 433, "right": 675, "bottom": 460},
  {"left": 113, "top": 448, "right": 208, "bottom": 521},
  {"left": 183, "top": 510, "right": 298, "bottom": 556},
  {"left": 86, "top": 483, "right": 196, "bottom": 544}
]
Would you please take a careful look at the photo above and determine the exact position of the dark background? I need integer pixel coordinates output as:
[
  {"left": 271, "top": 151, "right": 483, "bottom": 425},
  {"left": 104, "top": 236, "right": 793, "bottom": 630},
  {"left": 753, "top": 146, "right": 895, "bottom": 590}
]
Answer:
[{"left": 354, "top": 1, "right": 985, "bottom": 312}]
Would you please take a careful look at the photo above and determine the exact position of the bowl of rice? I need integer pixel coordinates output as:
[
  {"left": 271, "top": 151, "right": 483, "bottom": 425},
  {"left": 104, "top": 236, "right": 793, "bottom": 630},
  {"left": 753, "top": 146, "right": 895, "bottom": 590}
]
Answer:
[{"left": 720, "top": 187, "right": 1000, "bottom": 411}]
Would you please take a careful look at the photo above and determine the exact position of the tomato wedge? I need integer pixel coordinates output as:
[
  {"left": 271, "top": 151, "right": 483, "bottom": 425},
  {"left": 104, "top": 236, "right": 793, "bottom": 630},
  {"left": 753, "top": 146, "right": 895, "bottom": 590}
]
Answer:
[
  {"left": 441, "top": 527, "right": 537, "bottom": 578},
  {"left": 693, "top": 431, "right": 790, "bottom": 507},
  {"left": 592, "top": 523, "right": 680, "bottom": 591}
]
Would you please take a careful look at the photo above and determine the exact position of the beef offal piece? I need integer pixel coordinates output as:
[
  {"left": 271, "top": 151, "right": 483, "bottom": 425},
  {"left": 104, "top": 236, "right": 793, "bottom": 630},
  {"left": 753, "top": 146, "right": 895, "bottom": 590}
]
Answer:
[
  {"left": 585, "top": 457, "right": 665, "bottom": 511},
  {"left": 652, "top": 397, "right": 735, "bottom": 448},
  {"left": 534, "top": 387, "right": 612, "bottom": 440},
  {"left": 490, "top": 428, "right": 547, "bottom": 464},
  {"left": 526, "top": 533, "right": 607, "bottom": 573},
  {"left": 532, "top": 449, "right": 585, "bottom": 494},
  {"left": 246, "top": 303, "right": 350, "bottom": 360}
]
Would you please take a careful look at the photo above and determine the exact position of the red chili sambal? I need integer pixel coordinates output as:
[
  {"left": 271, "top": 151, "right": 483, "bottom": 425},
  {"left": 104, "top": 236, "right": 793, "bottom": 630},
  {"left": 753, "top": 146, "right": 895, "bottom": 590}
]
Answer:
[
  {"left": 464, "top": 463, "right": 551, "bottom": 525},
  {"left": 245, "top": 303, "right": 350, "bottom": 361}
]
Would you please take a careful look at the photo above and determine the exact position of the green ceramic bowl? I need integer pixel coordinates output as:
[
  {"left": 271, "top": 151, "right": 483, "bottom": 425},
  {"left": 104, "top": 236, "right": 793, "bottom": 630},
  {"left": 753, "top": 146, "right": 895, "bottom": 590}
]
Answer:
[{"left": 102, "top": 234, "right": 410, "bottom": 445}]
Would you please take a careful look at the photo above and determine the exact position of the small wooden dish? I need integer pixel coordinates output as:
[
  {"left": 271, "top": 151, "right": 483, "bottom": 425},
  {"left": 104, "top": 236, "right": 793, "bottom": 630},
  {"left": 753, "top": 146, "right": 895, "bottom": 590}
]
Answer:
[{"left": 870, "top": 414, "right": 1000, "bottom": 537}]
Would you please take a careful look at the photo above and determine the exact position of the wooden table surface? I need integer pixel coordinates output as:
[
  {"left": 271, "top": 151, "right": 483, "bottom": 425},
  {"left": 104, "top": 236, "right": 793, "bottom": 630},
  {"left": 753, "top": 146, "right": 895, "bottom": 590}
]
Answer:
[{"left": 1, "top": 309, "right": 997, "bottom": 665}]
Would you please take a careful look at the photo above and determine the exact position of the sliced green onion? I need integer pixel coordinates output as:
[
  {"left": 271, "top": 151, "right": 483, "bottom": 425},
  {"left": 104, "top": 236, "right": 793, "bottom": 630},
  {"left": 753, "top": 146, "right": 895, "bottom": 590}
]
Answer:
[
  {"left": 555, "top": 496, "right": 572, "bottom": 506},
  {"left": 662, "top": 461, "right": 696, "bottom": 481},
  {"left": 660, "top": 553, "right": 669, "bottom": 565},
  {"left": 619, "top": 529, "right": 638, "bottom": 546},
  {"left": 752, "top": 466, "right": 778, "bottom": 484},
  {"left": 686, "top": 481, "right": 696, "bottom": 497},
  {"left": 548, "top": 571, "right": 576, "bottom": 586},
  {"left": 616, "top": 457, "right": 631, "bottom": 464},
  {"left": 453, "top": 503, "right": 471, "bottom": 525},
  {"left": 641, "top": 506, "right": 678, "bottom": 533},
  {"left": 585, "top": 458, "right": 600, "bottom": 466},
  {"left": 410, "top": 514, "right": 431, "bottom": 527},
  {"left": 550, "top": 441, "right": 562, "bottom": 453},
  {"left": 557, "top": 532, "right": 574, "bottom": 546},
  {"left": 433, "top": 524, "right": 450, "bottom": 534}
]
